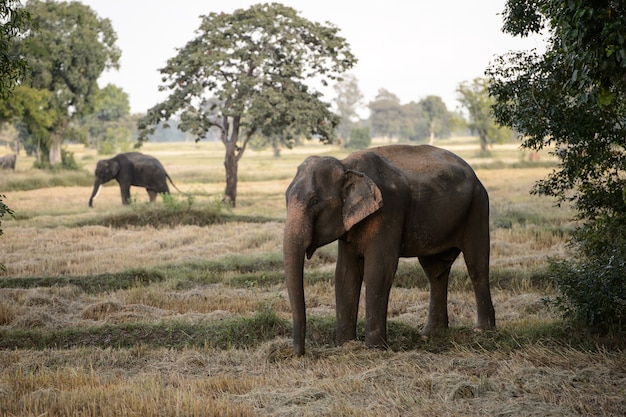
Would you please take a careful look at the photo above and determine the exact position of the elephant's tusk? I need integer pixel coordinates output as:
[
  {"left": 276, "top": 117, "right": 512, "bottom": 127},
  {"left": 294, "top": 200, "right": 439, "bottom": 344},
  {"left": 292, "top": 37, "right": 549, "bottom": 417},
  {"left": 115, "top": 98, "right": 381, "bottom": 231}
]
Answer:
[{"left": 93, "top": 185, "right": 102, "bottom": 200}]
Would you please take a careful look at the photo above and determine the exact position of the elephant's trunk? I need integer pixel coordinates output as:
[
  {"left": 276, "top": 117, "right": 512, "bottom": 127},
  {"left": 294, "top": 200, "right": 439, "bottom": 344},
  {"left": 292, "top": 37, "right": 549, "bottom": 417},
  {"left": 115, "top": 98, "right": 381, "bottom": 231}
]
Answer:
[
  {"left": 88, "top": 181, "right": 102, "bottom": 208},
  {"left": 283, "top": 202, "right": 312, "bottom": 356}
]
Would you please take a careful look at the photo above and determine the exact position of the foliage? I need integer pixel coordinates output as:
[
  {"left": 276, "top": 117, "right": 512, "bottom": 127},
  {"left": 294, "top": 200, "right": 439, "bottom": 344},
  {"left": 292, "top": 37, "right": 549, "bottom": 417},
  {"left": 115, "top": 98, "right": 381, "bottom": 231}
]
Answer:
[
  {"left": 0, "top": 0, "right": 30, "bottom": 98},
  {"left": 368, "top": 89, "right": 458, "bottom": 143},
  {"left": 0, "top": 85, "right": 54, "bottom": 144},
  {"left": 488, "top": 0, "right": 626, "bottom": 332},
  {"left": 17, "top": 0, "right": 120, "bottom": 166},
  {"left": 344, "top": 125, "right": 371, "bottom": 150},
  {"left": 138, "top": 3, "right": 356, "bottom": 206},
  {"left": 82, "top": 84, "right": 133, "bottom": 154},
  {"left": 32, "top": 147, "right": 80, "bottom": 170},
  {"left": 549, "top": 254, "right": 625, "bottom": 334},
  {"left": 457, "top": 78, "right": 513, "bottom": 152}
]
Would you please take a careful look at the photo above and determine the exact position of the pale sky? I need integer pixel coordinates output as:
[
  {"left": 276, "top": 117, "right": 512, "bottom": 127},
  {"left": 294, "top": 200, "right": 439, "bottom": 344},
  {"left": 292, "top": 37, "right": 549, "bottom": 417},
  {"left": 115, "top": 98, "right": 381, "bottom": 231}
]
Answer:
[{"left": 80, "top": 0, "right": 545, "bottom": 115}]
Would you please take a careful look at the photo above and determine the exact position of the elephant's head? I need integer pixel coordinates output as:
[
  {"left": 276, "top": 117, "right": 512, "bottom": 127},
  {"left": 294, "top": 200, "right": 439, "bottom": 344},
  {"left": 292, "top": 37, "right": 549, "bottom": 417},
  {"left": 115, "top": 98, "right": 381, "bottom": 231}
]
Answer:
[
  {"left": 88, "top": 158, "right": 120, "bottom": 207},
  {"left": 283, "top": 155, "right": 383, "bottom": 355}
]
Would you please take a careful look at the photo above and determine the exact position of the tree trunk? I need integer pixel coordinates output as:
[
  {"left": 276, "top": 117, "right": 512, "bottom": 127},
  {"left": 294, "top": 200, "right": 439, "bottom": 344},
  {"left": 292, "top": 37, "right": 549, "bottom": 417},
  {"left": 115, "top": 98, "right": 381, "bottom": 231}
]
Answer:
[
  {"left": 429, "top": 120, "right": 435, "bottom": 146},
  {"left": 272, "top": 141, "right": 281, "bottom": 158},
  {"left": 49, "top": 134, "right": 62, "bottom": 166},
  {"left": 223, "top": 143, "right": 238, "bottom": 207},
  {"left": 479, "top": 133, "right": 488, "bottom": 153}
]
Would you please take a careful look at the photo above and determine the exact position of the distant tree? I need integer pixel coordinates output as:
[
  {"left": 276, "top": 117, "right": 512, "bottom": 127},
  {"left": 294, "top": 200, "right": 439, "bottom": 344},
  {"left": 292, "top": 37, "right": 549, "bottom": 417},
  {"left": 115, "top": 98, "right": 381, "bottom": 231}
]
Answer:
[
  {"left": 399, "top": 101, "right": 428, "bottom": 142},
  {"left": 83, "top": 84, "right": 133, "bottom": 154},
  {"left": 138, "top": 3, "right": 355, "bottom": 206},
  {"left": 419, "top": 96, "right": 451, "bottom": 145},
  {"left": 344, "top": 125, "right": 370, "bottom": 150},
  {"left": 18, "top": 0, "right": 120, "bottom": 166},
  {"left": 368, "top": 89, "right": 403, "bottom": 140},
  {"left": 333, "top": 74, "right": 364, "bottom": 143},
  {"left": 488, "top": 0, "right": 626, "bottom": 331},
  {"left": 457, "top": 78, "right": 512, "bottom": 152}
]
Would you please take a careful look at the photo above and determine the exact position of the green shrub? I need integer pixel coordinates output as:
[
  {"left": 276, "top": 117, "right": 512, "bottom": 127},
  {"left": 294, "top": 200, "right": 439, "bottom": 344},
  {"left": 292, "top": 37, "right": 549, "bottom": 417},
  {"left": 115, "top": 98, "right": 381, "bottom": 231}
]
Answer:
[{"left": 549, "top": 215, "right": 626, "bottom": 334}]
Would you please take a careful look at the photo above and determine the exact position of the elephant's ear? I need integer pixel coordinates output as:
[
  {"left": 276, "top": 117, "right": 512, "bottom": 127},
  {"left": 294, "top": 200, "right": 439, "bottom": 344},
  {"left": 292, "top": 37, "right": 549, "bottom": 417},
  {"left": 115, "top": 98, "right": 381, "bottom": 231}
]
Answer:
[
  {"left": 342, "top": 170, "right": 383, "bottom": 231},
  {"left": 109, "top": 159, "right": 120, "bottom": 177}
]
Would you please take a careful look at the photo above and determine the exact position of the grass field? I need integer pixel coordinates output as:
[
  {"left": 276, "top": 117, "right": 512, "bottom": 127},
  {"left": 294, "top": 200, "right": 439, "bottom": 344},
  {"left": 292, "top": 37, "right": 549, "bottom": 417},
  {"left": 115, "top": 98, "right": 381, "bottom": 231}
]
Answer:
[{"left": 0, "top": 138, "right": 624, "bottom": 416}]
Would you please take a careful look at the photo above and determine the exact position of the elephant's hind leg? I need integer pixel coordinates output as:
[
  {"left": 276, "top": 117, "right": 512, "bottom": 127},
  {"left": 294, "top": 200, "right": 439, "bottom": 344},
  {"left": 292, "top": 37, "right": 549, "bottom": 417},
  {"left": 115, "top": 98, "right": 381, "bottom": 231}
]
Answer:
[
  {"left": 147, "top": 189, "right": 158, "bottom": 202},
  {"left": 418, "top": 249, "right": 460, "bottom": 336},
  {"left": 463, "top": 243, "right": 496, "bottom": 332}
]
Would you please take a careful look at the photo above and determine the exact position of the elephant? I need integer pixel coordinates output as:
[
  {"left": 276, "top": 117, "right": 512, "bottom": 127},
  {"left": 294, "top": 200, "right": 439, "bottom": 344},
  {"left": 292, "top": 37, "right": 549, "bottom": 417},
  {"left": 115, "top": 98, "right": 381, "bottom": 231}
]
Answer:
[
  {"left": 88, "top": 152, "right": 182, "bottom": 207},
  {"left": 0, "top": 154, "right": 16, "bottom": 170},
  {"left": 283, "top": 144, "right": 496, "bottom": 356}
]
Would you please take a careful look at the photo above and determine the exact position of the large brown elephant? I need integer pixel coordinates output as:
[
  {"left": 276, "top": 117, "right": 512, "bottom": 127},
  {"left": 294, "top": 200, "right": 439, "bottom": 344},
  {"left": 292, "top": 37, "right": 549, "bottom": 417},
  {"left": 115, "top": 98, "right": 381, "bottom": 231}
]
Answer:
[{"left": 283, "top": 144, "right": 495, "bottom": 356}]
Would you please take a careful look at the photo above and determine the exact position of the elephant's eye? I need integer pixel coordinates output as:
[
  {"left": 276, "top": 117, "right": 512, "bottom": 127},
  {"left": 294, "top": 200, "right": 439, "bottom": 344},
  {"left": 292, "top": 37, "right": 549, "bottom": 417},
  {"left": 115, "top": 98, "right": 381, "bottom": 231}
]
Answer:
[{"left": 308, "top": 195, "right": 319, "bottom": 207}]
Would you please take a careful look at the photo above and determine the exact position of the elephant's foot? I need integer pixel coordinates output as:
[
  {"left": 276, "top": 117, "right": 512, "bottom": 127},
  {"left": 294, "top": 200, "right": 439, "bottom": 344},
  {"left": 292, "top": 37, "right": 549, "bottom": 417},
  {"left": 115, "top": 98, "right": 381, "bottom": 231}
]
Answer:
[
  {"left": 473, "top": 320, "right": 496, "bottom": 332},
  {"left": 364, "top": 337, "right": 389, "bottom": 350},
  {"left": 420, "top": 322, "right": 448, "bottom": 339}
]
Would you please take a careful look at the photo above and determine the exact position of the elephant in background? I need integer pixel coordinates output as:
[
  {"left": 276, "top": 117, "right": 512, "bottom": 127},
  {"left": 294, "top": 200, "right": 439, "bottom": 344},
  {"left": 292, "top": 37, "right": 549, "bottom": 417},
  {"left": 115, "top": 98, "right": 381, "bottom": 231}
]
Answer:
[
  {"left": 0, "top": 154, "right": 16, "bottom": 170},
  {"left": 283, "top": 144, "right": 496, "bottom": 356},
  {"left": 88, "top": 152, "right": 181, "bottom": 207}
]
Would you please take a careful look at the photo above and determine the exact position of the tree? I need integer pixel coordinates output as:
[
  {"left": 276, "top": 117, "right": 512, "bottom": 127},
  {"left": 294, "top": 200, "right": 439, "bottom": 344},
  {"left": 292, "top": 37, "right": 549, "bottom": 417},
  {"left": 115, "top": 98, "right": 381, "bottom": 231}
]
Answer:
[
  {"left": 18, "top": 0, "right": 120, "bottom": 166},
  {"left": 488, "top": 0, "right": 626, "bottom": 331},
  {"left": 333, "top": 73, "right": 363, "bottom": 143},
  {"left": 138, "top": 3, "right": 355, "bottom": 206},
  {"left": 344, "top": 125, "right": 370, "bottom": 150},
  {"left": 82, "top": 84, "right": 133, "bottom": 154},
  {"left": 457, "top": 78, "right": 512, "bottom": 152},
  {"left": 0, "top": 85, "right": 54, "bottom": 156},
  {"left": 368, "top": 89, "right": 404, "bottom": 140},
  {"left": 420, "top": 96, "right": 451, "bottom": 145}
]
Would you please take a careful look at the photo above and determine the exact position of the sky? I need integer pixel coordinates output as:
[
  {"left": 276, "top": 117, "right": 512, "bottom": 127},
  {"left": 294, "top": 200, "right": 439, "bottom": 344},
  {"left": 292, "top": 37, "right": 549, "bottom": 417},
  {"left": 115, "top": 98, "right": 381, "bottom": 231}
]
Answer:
[{"left": 80, "top": 0, "right": 546, "bottom": 115}]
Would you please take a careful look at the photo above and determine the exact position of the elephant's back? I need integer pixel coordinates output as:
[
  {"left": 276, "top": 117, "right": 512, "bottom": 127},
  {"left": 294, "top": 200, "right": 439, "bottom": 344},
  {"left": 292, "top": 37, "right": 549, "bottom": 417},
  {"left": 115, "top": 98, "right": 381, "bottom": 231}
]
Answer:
[{"left": 361, "top": 145, "right": 477, "bottom": 187}]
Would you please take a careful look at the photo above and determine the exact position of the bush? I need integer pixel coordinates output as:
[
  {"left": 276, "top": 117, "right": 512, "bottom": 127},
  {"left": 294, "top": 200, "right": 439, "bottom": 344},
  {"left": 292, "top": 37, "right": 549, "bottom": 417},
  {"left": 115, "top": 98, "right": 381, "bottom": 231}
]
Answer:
[{"left": 549, "top": 216, "right": 626, "bottom": 334}]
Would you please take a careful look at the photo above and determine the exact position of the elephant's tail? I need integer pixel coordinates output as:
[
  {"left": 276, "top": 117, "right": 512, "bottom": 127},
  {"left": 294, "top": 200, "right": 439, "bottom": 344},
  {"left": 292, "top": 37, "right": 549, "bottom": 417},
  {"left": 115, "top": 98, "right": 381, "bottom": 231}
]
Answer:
[{"left": 166, "top": 174, "right": 185, "bottom": 195}]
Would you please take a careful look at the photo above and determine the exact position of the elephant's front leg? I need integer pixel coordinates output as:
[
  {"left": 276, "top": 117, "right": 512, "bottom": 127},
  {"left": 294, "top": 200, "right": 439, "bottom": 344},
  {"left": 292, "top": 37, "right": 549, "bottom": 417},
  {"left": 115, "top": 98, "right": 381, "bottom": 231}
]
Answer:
[
  {"left": 363, "top": 255, "right": 398, "bottom": 349},
  {"left": 119, "top": 181, "right": 132, "bottom": 205},
  {"left": 335, "top": 243, "right": 363, "bottom": 346}
]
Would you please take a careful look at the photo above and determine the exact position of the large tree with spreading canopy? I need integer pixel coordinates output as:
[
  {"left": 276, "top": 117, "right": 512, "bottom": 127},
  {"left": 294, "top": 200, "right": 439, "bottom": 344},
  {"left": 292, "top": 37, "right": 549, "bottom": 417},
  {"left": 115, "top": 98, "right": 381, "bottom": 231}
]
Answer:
[
  {"left": 138, "top": 3, "right": 356, "bottom": 206},
  {"left": 17, "top": 0, "right": 120, "bottom": 166}
]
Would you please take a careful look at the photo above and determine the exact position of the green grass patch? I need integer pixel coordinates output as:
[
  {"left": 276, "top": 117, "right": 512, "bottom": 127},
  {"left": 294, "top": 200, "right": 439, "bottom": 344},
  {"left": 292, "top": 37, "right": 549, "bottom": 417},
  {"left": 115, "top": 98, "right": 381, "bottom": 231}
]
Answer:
[
  {"left": 0, "top": 306, "right": 291, "bottom": 350},
  {"left": 0, "top": 269, "right": 165, "bottom": 294},
  {"left": 306, "top": 316, "right": 625, "bottom": 353},
  {"left": 0, "top": 170, "right": 93, "bottom": 191}
]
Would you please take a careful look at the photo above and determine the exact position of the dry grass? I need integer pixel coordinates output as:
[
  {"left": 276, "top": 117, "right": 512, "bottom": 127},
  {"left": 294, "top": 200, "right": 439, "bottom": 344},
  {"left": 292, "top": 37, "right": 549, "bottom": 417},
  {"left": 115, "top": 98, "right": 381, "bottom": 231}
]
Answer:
[{"left": 0, "top": 140, "right": 624, "bottom": 416}]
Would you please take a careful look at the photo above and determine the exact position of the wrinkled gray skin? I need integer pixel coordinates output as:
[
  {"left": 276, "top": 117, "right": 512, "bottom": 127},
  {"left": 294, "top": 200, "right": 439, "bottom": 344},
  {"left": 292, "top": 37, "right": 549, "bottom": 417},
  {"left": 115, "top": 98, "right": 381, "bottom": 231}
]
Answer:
[
  {"left": 89, "top": 152, "right": 179, "bottom": 207},
  {"left": 284, "top": 145, "right": 495, "bottom": 356},
  {"left": 0, "top": 154, "right": 16, "bottom": 170}
]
